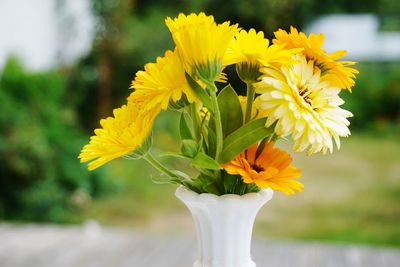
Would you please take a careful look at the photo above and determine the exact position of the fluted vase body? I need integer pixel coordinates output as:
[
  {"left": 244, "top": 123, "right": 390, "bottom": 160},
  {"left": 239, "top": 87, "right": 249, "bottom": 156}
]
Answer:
[{"left": 175, "top": 186, "right": 273, "bottom": 267}]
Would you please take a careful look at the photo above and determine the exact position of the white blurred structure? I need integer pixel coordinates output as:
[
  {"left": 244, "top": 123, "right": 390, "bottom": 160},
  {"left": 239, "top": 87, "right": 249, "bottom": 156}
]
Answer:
[
  {"left": 1, "top": 8, "right": 399, "bottom": 71},
  {"left": 306, "top": 14, "right": 400, "bottom": 61},
  {"left": 0, "top": 0, "right": 95, "bottom": 71}
]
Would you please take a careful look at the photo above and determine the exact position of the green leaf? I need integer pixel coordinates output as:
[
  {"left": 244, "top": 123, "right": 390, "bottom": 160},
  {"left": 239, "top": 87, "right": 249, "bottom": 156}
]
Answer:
[
  {"left": 185, "top": 73, "right": 213, "bottom": 111},
  {"left": 191, "top": 151, "right": 221, "bottom": 170},
  {"left": 181, "top": 180, "right": 203, "bottom": 194},
  {"left": 217, "top": 84, "right": 243, "bottom": 137},
  {"left": 206, "top": 127, "right": 217, "bottom": 159},
  {"left": 181, "top": 139, "right": 198, "bottom": 158},
  {"left": 197, "top": 174, "right": 221, "bottom": 195},
  {"left": 179, "top": 112, "right": 193, "bottom": 140},
  {"left": 189, "top": 104, "right": 202, "bottom": 142},
  {"left": 223, "top": 173, "right": 240, "bottom": 194},
  {"left": 220, "top": 118, "right": 273, "bottom": 163},
  {"left": 200, "top": 110, "right": 210, "bottom": 153},
  {"left": 203, "top": 184, "right": 220, "bottom": 195}
]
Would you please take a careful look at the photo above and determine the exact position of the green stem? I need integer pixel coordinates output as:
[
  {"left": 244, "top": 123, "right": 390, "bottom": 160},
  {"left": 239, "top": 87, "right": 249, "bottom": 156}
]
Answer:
[
  {"left": 245, "top": 82, "right": 255, "bottom": 123},
  {"left": 210, "top": 89, "right": 223, "bottom": 162},
  {"left": 144, "top": 153, "right": 180, "bottom": 179}
]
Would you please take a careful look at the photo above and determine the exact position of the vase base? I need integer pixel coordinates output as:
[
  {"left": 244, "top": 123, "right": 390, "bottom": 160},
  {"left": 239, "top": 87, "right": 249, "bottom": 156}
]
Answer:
[{"left": 194, "top": 260, "right": 256, "bottom": 267}]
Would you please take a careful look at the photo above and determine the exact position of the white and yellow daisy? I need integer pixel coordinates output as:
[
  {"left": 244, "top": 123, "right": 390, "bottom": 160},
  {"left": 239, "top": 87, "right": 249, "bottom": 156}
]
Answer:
[{"left": 255, "top": 55, "right": 353, "bottom": 154}]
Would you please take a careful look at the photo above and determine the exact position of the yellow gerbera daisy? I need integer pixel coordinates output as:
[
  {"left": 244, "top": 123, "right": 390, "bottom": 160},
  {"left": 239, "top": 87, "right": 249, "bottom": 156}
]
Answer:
[
  {"left": 165, "top": 12, "right": 239, "bottom": 84},
  {"left": 224, "top": 29, "right": 271, "bottom": 66},
  {"left": 223, "top": 143, "right": 303, "bottom": 195},
  {"left": 255, "top": 55, "right": 353, "bottom": 154},
  {"left": 224, "top": 29, "right": 299, "bottom": 82},
  {"left": 129, "top": 50, "right": 196, "bottom": 111},
  {"left": 273, "top": 26, "right": 358, "bottom": 91},
  {"left": 224, "top": 29, "right": 299, "bottom": 67},
  {"left": 79, "top": 103, "right": 159, "bottom": 171}
]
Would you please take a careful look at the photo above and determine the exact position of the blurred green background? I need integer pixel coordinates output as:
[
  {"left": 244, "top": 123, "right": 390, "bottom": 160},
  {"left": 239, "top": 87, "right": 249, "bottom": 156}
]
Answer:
[{"left": 0, "top": 0, "right": 399, "bottom": 247}]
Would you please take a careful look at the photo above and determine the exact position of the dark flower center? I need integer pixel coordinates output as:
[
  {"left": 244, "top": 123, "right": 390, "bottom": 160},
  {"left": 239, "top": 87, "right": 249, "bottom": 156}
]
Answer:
[
  {"left": 251, "top": 163, "right": 265, "bottom": 173},
  {"left": 298, "top": 85, "right": 313, "bottom": 106}
]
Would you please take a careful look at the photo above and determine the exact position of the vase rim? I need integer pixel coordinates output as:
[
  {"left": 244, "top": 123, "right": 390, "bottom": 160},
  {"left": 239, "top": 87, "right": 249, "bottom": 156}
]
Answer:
[{"left": 175, "top": 185, "right": 273, "bottom": 204}]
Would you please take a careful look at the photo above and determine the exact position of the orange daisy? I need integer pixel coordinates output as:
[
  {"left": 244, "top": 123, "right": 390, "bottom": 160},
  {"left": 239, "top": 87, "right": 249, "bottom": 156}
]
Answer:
[{"left": 223, "top": 142, "right": 303, "bottom": 195}]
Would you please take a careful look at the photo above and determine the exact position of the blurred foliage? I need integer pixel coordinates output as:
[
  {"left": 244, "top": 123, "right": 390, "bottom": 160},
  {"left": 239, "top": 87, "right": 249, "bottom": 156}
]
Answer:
[
  {"left": 342, "top": 63, "right": 400, "bottom": 132},
  {"left": 0, "top": 57, "right": 112, "bottom": 222}
]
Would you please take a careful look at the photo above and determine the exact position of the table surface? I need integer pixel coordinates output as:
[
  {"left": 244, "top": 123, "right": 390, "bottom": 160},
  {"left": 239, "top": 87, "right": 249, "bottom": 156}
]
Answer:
[{"left": 0, "top": 223, "right": 399, "bottom": 267}]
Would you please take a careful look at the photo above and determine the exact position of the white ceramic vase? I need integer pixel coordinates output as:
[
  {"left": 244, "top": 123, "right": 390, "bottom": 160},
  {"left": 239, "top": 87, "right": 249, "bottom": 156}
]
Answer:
[{"left": 175, "top": 186, "right": 274, "bottom": 267}]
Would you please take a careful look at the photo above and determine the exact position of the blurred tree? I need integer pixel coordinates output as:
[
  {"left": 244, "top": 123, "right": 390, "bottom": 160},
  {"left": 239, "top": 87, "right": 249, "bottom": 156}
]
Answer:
[
  {"left": 0, "top": 57, "right": 111, "bottom": 222},
  {"left": 135, "top": 0, "right": 381, "bottom": 36},
  {"left": 91, "top": 0, "right": 134, "bottom": 119}
]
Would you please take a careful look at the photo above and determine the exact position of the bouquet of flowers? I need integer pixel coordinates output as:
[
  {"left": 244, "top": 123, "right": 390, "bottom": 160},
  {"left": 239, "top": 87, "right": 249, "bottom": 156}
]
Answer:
[{"left": 79, "top": 12, "right": 358, "bottom": 197}]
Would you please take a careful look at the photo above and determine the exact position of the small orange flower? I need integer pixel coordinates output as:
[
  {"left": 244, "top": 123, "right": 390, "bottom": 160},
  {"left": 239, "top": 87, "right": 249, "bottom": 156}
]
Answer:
[{"left": 223, "top": 143, "right": 303, "bottom": 195}]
